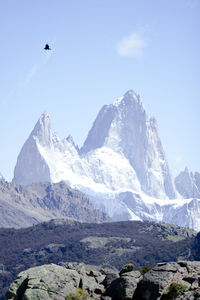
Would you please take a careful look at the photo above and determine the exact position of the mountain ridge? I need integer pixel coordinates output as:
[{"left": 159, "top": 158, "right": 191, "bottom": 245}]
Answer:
[{"left": 0, "top": 180, "right": 109, "bottom": 228}]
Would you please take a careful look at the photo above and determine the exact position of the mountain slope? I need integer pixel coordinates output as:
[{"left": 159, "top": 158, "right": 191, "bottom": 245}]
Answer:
[{"left": 0, "top": 181, "right": 109, "bottom": 228}]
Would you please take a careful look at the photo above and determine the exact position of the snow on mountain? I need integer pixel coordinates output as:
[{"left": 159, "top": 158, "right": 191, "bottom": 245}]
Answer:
[
  {"left": 13, "top": 90, "right": 200, "bottom": 230},
  {"left": 175, "top": 168, "right": 200, "bottom": 198},
  {"left": 81, "top": 90, "right": 176, "bottom": 199}
]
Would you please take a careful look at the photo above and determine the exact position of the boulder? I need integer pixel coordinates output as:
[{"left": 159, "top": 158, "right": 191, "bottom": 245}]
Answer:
[
  {"left": 6, "top": 264, "right": 81, "bottom": 300},
  {"left": 6, "top": 263, "right": 105, "bottom": 300},
  {"left": 106, "top": 270, "right": 142, "bottom": 300}
]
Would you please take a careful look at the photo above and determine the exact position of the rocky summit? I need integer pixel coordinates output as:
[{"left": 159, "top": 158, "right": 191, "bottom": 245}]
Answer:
[{"left": 5, "top": 261, "right": 200, "bottom": 300}]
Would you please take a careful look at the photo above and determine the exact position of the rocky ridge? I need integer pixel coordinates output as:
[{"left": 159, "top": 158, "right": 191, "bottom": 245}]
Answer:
[
  {"left": 6, "top": 261, "right": 200, "bottom": 300},
  {"left": 0, "top": 180, "right": 109, "bottom": 228}
]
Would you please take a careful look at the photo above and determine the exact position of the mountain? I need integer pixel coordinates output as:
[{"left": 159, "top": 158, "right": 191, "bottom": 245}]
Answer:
[
  {"left": 0, "top": 180, "right": 109, "bottom": 228},
  {"left": 12, "top": 90, "right": 200, "bottom": 230},
  {"left": 80, "top": 90, "right": 176, "bottom": 199},
  {"left": 175, "top": 168, "right": 200, "bottom": 198},
  {"left": 0, "top": 219, "right": 196, "bottom": 299}
]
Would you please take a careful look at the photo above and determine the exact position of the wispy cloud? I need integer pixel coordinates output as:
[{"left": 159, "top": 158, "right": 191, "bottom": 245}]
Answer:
[
  {"left": 117, "top": 32, "right": 146, "bottom": 58},
  {"left": 20, "top": 64, "right": 39, "bottom": 87}
]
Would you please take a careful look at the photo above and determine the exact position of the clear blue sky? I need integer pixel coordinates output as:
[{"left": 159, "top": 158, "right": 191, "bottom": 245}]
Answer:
[{"left": 0, "top": 0, "right": 199, "bottom": 181}]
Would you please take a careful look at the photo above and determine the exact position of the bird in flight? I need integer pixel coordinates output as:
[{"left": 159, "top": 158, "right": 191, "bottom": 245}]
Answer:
[{"left": 44, "top": 44, "right": 51, "bottom": 50}]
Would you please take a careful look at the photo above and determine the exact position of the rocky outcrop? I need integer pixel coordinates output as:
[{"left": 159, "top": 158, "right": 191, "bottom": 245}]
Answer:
[
  {"left": 6, "top": 261, "right": 200, "bottom": 300},
  {"left": 134, "top": 261, "right": 200, "bottom": 300}
]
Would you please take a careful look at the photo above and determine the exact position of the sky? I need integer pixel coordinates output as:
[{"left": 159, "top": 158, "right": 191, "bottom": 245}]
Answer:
[{"left": 0, "top": 0, "right": 199, "bottom": 181}]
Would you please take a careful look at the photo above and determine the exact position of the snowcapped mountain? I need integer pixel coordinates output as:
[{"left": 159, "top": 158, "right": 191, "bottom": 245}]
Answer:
[
  {"left": 81, "top": 90, "right": 176, "bottom": 199},
  {"left": 175, "top": 168, "right": 200, "bottom": 198},
  {"left": 13, "top": 90, "right": 200, "bottom": 230}
]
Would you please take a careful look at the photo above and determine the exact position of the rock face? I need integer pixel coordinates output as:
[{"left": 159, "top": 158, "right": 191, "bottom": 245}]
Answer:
[
  {"left": 0, "top": 180, "right": 109, "bottom": 228},
  {"left": 6, "top": 261, "right": 200, "bottom": 300},
  {"left": 175, "top": 168, "right": 200, "bottom": 199},
  {"left": 13, "top": 112, "right": 52, "bottom": 185}
]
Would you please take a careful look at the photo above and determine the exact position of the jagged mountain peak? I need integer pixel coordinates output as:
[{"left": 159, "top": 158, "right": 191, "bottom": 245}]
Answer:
[
  {"left": 80, "top": 90, "right": 146, "bottom": 155},
  {"left": 81, "top": 90, "right": 176, "bottom": 199},
  {"left": 113, "top": 90, "right": 144, "bottom": 110},
  {"left": 31, "top": 112, "right": 52, "bottom": 147},
  {"left": 175, "top": 168, "right": 200, "bottom": 199}
]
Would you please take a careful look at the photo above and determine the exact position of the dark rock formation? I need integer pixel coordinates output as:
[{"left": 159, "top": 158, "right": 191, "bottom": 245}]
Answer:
[{"left": 106, "top": 270, "right": 142, "bottom": 300}]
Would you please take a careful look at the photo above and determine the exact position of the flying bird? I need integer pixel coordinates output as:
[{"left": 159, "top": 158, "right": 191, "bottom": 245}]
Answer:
[{"left": 44, "top": 44, "right": 51, "bottom": 50}]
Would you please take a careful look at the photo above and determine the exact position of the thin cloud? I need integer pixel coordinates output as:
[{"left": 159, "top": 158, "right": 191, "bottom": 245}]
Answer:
[
  {"left": 20, "top": 65, "right": 39, "bottom": 87},
  {"left": 117, "top": 33, "right": 146, "bottom": 58}
]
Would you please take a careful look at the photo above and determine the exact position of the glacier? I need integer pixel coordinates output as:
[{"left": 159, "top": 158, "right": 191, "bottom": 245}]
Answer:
[{"left": 13, "top": 90, "right": 200, "bottom": 230}]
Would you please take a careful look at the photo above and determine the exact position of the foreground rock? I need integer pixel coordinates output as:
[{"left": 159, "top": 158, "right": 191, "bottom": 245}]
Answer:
[
  {"left": 6, "top": 261, "right": 200, "bottom": 300},
  {"left": 6, "top": 263, "right": 106, "bottom": 300},
  {"left": 134, "top": 261, "right": 200, "bottom": 300}
]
